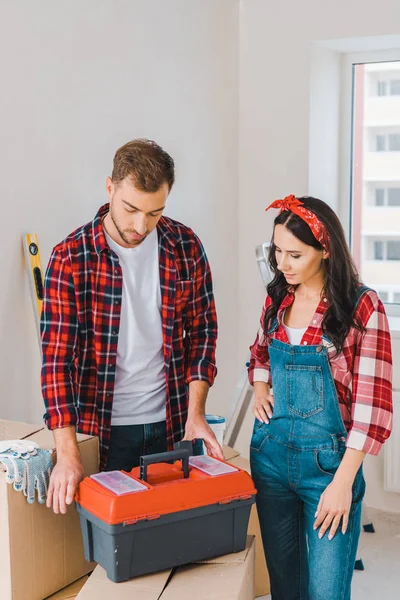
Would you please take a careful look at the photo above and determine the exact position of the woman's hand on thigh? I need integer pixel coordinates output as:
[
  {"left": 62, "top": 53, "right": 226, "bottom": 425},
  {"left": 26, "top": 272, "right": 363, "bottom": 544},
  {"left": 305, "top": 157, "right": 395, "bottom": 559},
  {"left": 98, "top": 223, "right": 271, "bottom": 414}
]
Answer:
[{"left": 313, "top": 479, "right": 352, "bottom": 540}]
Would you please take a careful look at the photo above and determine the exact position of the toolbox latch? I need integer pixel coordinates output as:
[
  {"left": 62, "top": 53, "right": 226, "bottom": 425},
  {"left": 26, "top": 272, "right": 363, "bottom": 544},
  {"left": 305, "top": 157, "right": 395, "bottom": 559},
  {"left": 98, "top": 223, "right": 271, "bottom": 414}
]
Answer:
[
  {"left": 219, "top": 498, "right": 233, "bottom": 505},
  {"left": 123, "top": 513, "right": 161, "bottom": 526},
  {"left": 147, "top": 513, "right": 161, "bottom": 521},
  {"left": 219, "top": 493, "right": 253, "bottom": 506}
]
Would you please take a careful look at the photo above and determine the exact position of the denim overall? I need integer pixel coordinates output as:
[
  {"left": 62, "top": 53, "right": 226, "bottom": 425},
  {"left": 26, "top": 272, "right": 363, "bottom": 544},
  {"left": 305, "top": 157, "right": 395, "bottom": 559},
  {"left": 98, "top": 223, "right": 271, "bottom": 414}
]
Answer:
[{"left": 250, "top": 290, "right": 367, "bottom": 600}]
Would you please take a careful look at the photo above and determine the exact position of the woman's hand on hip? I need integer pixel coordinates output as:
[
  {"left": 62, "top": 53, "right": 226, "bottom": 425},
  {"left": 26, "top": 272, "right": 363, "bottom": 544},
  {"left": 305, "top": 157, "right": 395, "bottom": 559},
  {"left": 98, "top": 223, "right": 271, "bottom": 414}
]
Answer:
[{"left": 252, "top": 382, "right": 274, "bottom": 424}]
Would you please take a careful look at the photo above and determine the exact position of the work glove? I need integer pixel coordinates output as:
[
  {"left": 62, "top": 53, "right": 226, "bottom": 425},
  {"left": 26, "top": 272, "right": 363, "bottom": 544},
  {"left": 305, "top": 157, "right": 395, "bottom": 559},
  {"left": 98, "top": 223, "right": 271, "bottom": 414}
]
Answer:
[{"left": 0, "top": 440, "right": 53, "bottom": 504}]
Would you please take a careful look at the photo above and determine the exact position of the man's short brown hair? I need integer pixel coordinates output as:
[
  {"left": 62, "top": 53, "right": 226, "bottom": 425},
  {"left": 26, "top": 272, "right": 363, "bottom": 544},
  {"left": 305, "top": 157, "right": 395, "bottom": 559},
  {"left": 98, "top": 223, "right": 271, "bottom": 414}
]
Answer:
[{"left": 112, "top": 139, "right": 175, "bottom": 192}]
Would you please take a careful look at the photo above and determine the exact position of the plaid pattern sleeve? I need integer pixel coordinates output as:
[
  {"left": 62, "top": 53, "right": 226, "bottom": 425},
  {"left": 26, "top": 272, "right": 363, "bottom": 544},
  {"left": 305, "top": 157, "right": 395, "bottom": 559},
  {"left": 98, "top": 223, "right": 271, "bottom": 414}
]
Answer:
[
  {"left": 41, "top": 250, "right": 80, "bottom": 429},
  {"left": 347, "top": 290, "right": 393, "bottom": 455},
  {"left": 248, "top": 295, "right": 273, "bottom": 387},
  {"left": 184, "top": 235, "right": 218, "bottom": 385}
]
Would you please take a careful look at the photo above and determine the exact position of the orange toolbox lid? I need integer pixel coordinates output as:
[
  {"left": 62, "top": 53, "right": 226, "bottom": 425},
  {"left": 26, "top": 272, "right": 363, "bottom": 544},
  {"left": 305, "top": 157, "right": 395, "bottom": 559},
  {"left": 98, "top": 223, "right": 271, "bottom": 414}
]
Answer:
[{"left": 76, "top": 447, "right": 256, "bottom": 526}]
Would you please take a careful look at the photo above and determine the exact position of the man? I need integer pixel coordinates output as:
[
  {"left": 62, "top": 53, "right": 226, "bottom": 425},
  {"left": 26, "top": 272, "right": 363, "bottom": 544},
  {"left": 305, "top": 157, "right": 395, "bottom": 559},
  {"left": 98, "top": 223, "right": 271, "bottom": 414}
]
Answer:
[{"left": 41, "top": 139, "right": 222, "bottom": 514}]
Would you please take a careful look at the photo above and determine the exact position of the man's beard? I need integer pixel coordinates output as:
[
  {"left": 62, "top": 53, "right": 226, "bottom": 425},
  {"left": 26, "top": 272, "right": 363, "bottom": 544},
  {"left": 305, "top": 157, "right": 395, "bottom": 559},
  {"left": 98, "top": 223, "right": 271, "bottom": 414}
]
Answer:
[{"left": 110, "top": 205, "right": 146, "bottom": 247}]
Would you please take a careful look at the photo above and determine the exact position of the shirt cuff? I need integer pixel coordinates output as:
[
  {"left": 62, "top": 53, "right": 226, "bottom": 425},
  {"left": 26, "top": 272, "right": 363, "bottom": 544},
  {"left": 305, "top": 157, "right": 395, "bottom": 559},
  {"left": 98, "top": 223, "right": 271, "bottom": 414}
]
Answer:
[
  {"left": 185, "top": 360, "right": 217, "bottom": 387},
  {"left": 44, "top": 407, "right": 79, "bottom": 430},
  {"left": 345, "top": 428, "right": 383, "bottom": 456}
]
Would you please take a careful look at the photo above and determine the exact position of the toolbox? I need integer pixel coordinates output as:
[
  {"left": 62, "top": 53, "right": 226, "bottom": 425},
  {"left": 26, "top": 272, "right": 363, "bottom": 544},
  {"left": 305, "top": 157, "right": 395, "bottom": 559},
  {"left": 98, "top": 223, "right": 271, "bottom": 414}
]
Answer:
[{"left": 75, "top": 443, "right": 257, "bottom": 582}]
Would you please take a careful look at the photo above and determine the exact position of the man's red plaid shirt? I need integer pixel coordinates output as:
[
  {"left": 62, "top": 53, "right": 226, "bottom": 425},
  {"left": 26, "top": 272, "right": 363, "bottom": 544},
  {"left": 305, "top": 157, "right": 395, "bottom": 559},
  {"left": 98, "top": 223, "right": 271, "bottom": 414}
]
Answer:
[{"left": 41, "top": 205, "right": 218, "bottom": 468}]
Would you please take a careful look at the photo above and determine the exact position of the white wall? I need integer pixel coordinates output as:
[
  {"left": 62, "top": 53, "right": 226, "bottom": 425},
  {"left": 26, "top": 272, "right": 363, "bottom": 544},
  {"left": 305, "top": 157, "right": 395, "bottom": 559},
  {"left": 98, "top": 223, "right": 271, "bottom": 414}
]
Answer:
[
  {"left": 239, "top": 0, "right": 400, "bottom": 512},
  {"left": 0, "top": 0, "right": 398, "bottom": 512},
  {"left": 0, "top": 0, "right": 239, "bottom": 424}
]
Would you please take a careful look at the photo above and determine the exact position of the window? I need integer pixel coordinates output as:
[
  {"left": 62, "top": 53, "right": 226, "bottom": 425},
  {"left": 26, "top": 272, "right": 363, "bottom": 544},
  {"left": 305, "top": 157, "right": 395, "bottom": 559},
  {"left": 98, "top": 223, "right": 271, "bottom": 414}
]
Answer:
[
  {"left": 388, "top": 188, "right": 400, "bottom": 206},
  {"left": 387, "top": 241, "right": 400, "bottom": 260},
  {"left": 374, "top": 241, "right": 384, "bottom": 260},
  {"left": 379, "top": 291, "right": 389, "bottom": 302},
  {"left": 390, "top": 79, "right": 400, "bottom": 95},
  {"left": 375, "top": 188, "right": 385, "bottom": 205},
  {"left": 377, "top": 81, "right": 387, "bottom": 96},
  {"left": 389, "top": 134, "right": 400, "bottom": 151},
  {"left": 372, "top": 240, "right": 400, "bottom": 261},
  {"left": 348, "top": 58, "right": 400, "bottom": 313},
  {"left": 376, "top": 134, "right": 386, "bottom": 151}
]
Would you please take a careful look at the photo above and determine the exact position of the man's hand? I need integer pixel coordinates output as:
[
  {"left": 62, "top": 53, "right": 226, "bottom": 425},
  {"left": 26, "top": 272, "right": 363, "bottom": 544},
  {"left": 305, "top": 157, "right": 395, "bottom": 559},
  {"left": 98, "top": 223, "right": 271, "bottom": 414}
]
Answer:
[
  {"left": 46, "top": 426, "right": 84, "bottom": 514},
  {"left": 183, "top": 413, "right": 224, "bottom": 460},
  {"left": 46, "top": 453, "right": 85, "bottom": 514}
]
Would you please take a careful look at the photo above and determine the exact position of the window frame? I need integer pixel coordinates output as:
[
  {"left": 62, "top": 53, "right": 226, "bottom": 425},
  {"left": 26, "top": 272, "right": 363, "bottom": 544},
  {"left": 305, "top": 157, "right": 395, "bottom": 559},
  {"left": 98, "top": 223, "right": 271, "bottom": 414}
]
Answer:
[{"left": 340, "top": 48, "right": 400, "bottom": 317}]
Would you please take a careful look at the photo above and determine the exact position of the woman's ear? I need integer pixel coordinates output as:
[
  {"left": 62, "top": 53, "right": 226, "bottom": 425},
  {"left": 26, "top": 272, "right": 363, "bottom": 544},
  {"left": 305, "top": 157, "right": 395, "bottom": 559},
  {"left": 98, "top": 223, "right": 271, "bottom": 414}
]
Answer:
[{"left": 322, "top": 250, "right": 330, "bottom": 260}]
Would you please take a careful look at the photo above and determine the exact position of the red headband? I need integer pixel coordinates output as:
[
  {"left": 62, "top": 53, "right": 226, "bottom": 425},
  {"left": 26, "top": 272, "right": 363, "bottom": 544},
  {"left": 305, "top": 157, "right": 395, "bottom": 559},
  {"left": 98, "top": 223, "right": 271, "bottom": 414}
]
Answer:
[{"left": 266, "top": 195, "right": 330, "bottom": 253}]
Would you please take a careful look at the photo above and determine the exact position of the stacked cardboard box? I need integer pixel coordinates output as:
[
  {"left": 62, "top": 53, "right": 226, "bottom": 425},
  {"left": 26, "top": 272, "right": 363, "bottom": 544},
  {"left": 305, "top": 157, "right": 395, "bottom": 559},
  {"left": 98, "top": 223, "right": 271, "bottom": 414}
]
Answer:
[
  {"left": 76, "top": 536, "right": 255, "bottom": 600},
  {"left": 0, "top": 420, "right": 99, "bottom": 600},
  {"left": 45, "top": 577, "right": 89, "bottom": 599},
  {"left": 223, "top": 445, "right": 270, "bottom": 597}
]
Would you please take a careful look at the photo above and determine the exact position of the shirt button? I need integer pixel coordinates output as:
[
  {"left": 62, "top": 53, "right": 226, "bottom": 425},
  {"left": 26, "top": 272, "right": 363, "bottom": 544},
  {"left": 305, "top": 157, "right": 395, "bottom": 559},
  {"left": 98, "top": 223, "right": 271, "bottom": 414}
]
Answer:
[
  {"left": 313, "top": 319, "right": 317, "bottom": 324},
  {"left": 112, "top": 330, "right": 118, "bottom": 336},
  {"left": 303, "top": 341, "right": 308, "bottom": 345},
  {"left": 323, "top": 298, "right": 327, "bottom": 303},
  {"left": 115, "top": 299, "right": 121, "bottom": 305},
  {"left": 317, "top": 345, "right": 323, "bottom": 353}
]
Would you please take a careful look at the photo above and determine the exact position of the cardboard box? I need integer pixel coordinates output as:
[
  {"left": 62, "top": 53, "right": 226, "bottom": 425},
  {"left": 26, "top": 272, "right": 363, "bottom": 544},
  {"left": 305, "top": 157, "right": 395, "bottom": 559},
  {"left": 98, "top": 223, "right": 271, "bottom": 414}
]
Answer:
[
  {"left": 0, "top": 420, "right": 99, "bottom": 600},
  {"left": 45, "top": 576, "right": 90, "bottom": 599},
  {"left": 76, "top": 536, "right": 255, "bottom": 600},
  {"left": 223, "top": 445, "right": 271, "bottom": 598}
]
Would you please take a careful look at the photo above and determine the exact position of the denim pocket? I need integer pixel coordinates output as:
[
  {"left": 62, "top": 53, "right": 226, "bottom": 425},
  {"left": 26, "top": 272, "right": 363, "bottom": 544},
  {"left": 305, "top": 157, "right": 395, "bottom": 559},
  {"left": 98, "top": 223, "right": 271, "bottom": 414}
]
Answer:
[
  {"left": 315, "top": 449, "right": 366, "bottom": 504},
  {"left": 314, "top": 448, "right": 343, "bottom": 478},
  {"left": 250, "top": 420, "right": 269, "bottom": 453},
  {"left": 286, "top": 364, "right": 324, "bottom": 418}
]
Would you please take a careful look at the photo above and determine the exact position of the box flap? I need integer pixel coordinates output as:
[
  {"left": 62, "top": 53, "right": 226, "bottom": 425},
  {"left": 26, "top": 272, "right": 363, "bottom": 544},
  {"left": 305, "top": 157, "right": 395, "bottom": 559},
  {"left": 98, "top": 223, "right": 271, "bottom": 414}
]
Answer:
[
  {"left": 222, "top": 445, "right": 240, "bottom": 461},
  {"left": 76, "top": 565, "right": 172, "bottom": 600},
  {"left": 0, "top": 420, "right": 43, "bottom": 442},
  {"left": 227, "top": 455, "right": 251, "bottom": 474},
  {"left": 45, "top": 576, "right": 89, "bottom": 599},
  {"left": 27, "top": 428, "right": 95, "bottom": 451},
  {"left": 160, "top": 537, "right": 255, "bottom": 600}
]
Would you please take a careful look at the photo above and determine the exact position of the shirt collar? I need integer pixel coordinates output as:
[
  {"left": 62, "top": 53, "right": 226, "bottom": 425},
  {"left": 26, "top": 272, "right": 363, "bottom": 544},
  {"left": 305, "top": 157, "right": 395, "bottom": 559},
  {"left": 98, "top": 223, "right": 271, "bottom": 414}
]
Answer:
[{"left": 277, "top": 287, "right": 328, "bottom": 325}]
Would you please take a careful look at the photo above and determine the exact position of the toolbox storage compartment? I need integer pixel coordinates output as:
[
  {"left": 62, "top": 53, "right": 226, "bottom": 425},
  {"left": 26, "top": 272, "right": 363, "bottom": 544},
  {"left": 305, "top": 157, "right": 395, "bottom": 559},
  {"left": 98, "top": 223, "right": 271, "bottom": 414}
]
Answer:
[{"left": 76, "top": 445, "right": 256, "bottom": 582}]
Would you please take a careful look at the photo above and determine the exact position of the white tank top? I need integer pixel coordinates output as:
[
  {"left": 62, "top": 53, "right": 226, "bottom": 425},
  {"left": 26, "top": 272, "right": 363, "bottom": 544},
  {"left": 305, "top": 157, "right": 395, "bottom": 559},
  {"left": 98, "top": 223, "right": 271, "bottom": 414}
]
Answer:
[{"left": 283, "top": 310, "right": 307, "bottom": 345}]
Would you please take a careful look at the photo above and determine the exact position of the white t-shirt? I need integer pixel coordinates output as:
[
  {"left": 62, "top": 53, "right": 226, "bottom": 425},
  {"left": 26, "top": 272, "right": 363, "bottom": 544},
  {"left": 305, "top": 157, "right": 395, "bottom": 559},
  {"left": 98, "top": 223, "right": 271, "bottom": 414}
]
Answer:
[{"left": 104, "top": 227, "right": 167, "bottom": 425}]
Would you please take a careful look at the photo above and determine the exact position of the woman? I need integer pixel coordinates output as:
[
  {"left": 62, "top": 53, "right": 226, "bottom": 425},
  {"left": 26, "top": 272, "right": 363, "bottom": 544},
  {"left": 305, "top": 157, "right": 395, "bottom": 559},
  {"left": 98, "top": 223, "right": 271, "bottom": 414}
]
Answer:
[{"left": 249, "top": 195, "right": 393, "bottom": 600}]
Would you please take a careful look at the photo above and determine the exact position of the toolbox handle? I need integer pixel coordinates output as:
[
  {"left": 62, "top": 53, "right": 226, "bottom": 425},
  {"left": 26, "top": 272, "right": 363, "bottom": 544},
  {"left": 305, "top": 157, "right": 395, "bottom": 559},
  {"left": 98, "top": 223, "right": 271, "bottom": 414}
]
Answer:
[{"left": 139, "top": 449, "right": 190, "bottom": 482}]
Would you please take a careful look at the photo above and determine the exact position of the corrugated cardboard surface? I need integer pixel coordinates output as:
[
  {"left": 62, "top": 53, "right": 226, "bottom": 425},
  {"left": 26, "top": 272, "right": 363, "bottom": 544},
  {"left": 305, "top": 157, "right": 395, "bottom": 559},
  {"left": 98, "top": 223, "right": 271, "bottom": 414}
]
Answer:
[
  {"left": 162, "top": 536, "right": 255, "bottom": 600},
  {"left": 223, "top": 446, "right": 271, "bottom": 598},
  {"left": 76, "top": 537, "right": 255, "bottom": 600},
  {"left": 0, "top": 420, "right": 99, "bottom": 600},
  {"left": 76, "top": 565, "right": 173, "bottom": 600},
  {"left": 45, "top": 576, "right": 89, "bottom": 599}
]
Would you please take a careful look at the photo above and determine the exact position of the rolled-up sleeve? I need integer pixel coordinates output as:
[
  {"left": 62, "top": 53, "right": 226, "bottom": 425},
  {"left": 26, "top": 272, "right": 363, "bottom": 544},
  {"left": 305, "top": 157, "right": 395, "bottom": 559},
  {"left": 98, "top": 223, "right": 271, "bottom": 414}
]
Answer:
[
  {"left": 41, "top": 249, "right": 80, "bottom": 430},
  {"left": 346, "top": 291, "right": 393, "bottom": 455},
  {"left": 248, "top": 295, "right": 272, "bottom": 387},
  {"left": 184, "top": 235, "right": 218, "bottom": 386}
]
